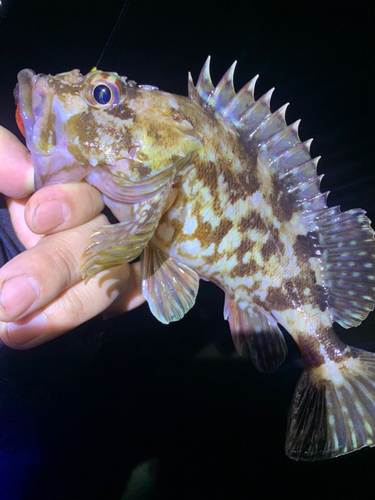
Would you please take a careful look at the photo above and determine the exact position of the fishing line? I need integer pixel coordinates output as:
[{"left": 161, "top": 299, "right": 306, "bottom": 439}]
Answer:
[{"left": 93, "top": 0, "right": 132, "bottom": 71}]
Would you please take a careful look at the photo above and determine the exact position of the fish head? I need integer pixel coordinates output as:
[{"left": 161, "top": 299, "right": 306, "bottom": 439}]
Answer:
[{"left": 15, "top": 68, "right": 202, "bottom": 204}]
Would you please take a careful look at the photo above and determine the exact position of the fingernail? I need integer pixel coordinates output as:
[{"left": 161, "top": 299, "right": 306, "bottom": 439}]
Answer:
[
  {"left": 33, "top": 200, "right": 68, "bottom": 233},
  {"left": 6, "top": 313, "right": 47, "bottom": 346},
  {"left": 0, "top": 276, "right": 39, "bottom": 318}
]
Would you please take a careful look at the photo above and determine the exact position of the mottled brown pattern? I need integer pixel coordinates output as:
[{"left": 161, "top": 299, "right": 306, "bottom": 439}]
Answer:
[
  {"left": 144, "top": 123, "right": 162, "bottom": 144},
  {"left": 69, "top": 112, "right": 100, "bottom": 143},
  {"left": 191, "top": 213, "right": 233, "bottom": 245},
  {"left": 221, "top": 165, "right": 259, "bottom": 203},
  {"left": 215, "top": 218, "right": 234, "bottom": 241},
  {"left": 269, "top": 175, "right": 294, "bottom": 223},
  {"left": 269, "top": 226, "right": 285, "bottom": 255},
  {"left": 115, "top": 124, "right": 135, "bottom": 152},
  {"left": 169, "top": 218, "right": 184, "bottom": 242},
  {"left": 298, "top": 324, "right": 350, "bottom": 367},
  {"left": 195, "top": 161, "right": 219, "bottom": 193},
  {"left": 234, "top": 237, "right": 256, "bottom": 262},
  {"left": 239, "top": 212, "right": 285, "bottom": 257},
  {"left": 263, "top": 284, "right": 295, "bottom": 311},
  {"left": 105, "top": 102, "right": 134, "bottom": 120},
  {"left": 285, "top": 271, "right": 328, "bottom": 311},
  {"left": 201, "top": 246, "right": 223, "bottom": 268},
  {"left": 315, "top": 285, "right": 329, "bottom": 312},
  {"left": 230, "top": 259, "right": 259, "bottom": 279},
  {"left": 238, "top": 281, "right": 261, "bottom": 296},
  {"left": 49, "top": 80, "right": 82, "bottom": 97},
  {"left": 261, "top": 238, "right": 279, "bottom": 260},
  {"left": 252, "top": 266, "right": 326, "bottom": 312},
  {"left": 133, "top": 165, "right": 152, "bottom": 179},
  {"left": 294, "top": 233, "right": 317, "bottom": 260},
  {"left": 240, "top": 212, "right": 264, "bottom": 232},
  {"left": 297, "top": 335, "right": 326, "bottom": 368}
]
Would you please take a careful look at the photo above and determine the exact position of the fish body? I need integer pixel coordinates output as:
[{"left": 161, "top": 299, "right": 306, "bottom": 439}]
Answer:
[{"left": 16, "top": 59, "right": 375, "bottom": 460}]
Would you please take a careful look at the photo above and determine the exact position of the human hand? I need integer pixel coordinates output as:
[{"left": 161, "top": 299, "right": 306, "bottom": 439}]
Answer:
[{"left": 0, "top": 126, "right": 144, "bottom": 349}]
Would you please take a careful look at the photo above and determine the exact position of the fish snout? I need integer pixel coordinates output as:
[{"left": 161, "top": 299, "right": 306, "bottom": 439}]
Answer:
[{"left": 17, "top": 69, "right": 58, "bottom": 156}]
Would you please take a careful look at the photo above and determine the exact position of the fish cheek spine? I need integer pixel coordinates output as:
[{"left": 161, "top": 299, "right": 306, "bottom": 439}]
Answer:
[{"left": 17, "top": 59, "right": 375, "bottom": 462}]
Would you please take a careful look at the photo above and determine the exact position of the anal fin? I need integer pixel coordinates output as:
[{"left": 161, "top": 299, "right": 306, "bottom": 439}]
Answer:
[
  {"left": 224, "top": 295, "right": 287, "bottom": 372},
  {"left": 286, "top": 346, "right": 375, "bottom": 460},
  {"left": 141, "top": 244, "right": 199, "bottom": 324}
]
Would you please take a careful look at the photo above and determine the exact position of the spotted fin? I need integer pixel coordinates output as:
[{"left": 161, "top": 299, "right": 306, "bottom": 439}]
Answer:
[
  {"left": 286, "top": 346, "right": 375, "bottom": 461},
  {"left": 191, "top": 58, "right": 375, "bottom": 328},
  {"left": 305, "top": 208, "right": 375, "bottom": 328},
  {"left": 141, "top": 244, "right": 199, "bottom": 324},
  {"left": 224, "top": 296, "right": 287, "bottom": 373}
]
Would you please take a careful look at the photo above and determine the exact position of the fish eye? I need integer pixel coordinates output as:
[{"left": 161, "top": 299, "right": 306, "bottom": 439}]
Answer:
[
  {"left": 93, "top": 84, "right": 112, "bottom": 105},
  {"left": 83, "top": 72, "right": 125, "bottom": 108}
]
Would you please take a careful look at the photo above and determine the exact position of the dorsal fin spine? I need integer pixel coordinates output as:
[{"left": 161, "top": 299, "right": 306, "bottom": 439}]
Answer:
[
  {"left": 252, "top": 103, "right": 289, "bottom": 147},
  {"left": 239, "top": 88, "right": 274, "bottom": 137},
  {"left": 299, "top": 190, "right": 329, "bottom": 213},
  {"left": 207, "top": 61, "right": 237, "bottom": 111},
  {"left": 288, "top": 173, "right": 324, "bottom": 197},
  {"left": 223, "top": 75, "right": 259, "bottom": 123},
  {"left": 266, "top": 122, "right": 305, "bottom": 166},
  {"left": 196, "top": 56, "right": 214, "bottom": 106},
  {"left": 276, "top": 139, "right": 314, "bottom": 174},
  {"left": 283, "top": 157, "right": 321, "bottom": 180},
  {"left": 188, "top": 72, "right": 199, "bottom": 101}
]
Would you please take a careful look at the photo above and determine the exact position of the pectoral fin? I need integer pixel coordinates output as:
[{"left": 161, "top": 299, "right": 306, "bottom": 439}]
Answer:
[
  {"left": 141, "top": 243, "right": 199, "bottom": 324},
  {"left": 81, "top": 188, "right": 170, "bottom": 282},
  {"left": 224, "top": 295, "right": 287, "bottom": 372}
]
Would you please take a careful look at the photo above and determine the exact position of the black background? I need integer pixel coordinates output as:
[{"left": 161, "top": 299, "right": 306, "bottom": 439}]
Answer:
[{"left": 1, "top": 0, "right": 375, "bottom": 499}]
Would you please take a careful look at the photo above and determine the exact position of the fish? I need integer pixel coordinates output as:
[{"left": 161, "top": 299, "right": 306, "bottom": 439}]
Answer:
[{"left": 15, "top": 58, "right": 375, "bottom": 461}]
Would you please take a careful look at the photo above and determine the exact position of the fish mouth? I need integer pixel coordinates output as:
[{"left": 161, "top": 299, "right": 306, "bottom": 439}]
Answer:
[
  {"left": 16, "top": 69, "right": 56, "bottom": 190},
  {"left": 16, "top": 69, "right": 86, "bottom": 190},
  {"left": 16, "top": 69, "right": 37, "bottom": 150}
]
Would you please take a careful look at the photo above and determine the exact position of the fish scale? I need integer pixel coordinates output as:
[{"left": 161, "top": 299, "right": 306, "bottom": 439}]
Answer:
[{"left": 15, "top": 58, "right": 375, "bottom": 461}]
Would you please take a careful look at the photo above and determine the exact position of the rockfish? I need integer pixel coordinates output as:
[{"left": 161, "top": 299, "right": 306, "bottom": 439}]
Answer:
[{"left": 15, "top": 58, "right": 375, "bottom": 460}]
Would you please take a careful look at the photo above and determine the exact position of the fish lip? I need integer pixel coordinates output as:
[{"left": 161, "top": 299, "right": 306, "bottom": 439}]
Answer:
[
  {"left": 17, "top": 69, "right": 67, "bottom": 190},
  {"left": 16, "top": 69, "right": 37, "bottom": 148}
]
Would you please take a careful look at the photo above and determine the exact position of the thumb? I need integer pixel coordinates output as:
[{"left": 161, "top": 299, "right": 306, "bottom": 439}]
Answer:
[{"left": 0, "top": 126, "right": 34, "bottom": 198}]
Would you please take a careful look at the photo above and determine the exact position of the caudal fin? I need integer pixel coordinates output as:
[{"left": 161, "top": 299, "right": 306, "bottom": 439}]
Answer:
[{"left": 285, "top": 347, "right": 375, "bottom": 461}]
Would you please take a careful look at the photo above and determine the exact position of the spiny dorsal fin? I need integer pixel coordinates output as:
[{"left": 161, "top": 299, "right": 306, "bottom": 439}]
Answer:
[
  {"left": 223, "top": 74, "right": 258, "bottom": 123},
  {"left": 206, "top": 60, "right": 237, "bottom": 111},
  {"left": 195, "top": 56, "right": 214, "bottom": 107},
  {"left": 190, "top": 58, "right": 375, "bottom": 329}
]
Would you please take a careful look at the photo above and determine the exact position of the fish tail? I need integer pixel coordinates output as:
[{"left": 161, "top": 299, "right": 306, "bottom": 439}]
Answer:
[{"left": 286, "top": 346, "right": 375, "bottom": 460}]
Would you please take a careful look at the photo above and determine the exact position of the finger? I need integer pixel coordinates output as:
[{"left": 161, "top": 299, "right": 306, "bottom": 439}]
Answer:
[
  {"left": 5, "top": 194, "right": 43, "bottom": 249},
  {"left": 0, "top": 260, "right": 144, "bottom": 350},
  {"left": 0, "top": 126, "right": 34, "bottom": 198},
  {"left": 24, "top": 182, "right": 105, "bottom": 236},
  {"left": 103, "top": 261, "right": 144, "bottom": 318},
  {"left": 0, "top": 213, "right": 109, "bottom": 323}
]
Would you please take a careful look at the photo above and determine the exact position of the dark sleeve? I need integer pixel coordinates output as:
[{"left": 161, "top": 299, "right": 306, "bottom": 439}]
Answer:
[{"left": 0, "top": 195, "right": 25, "bottom": 266}]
